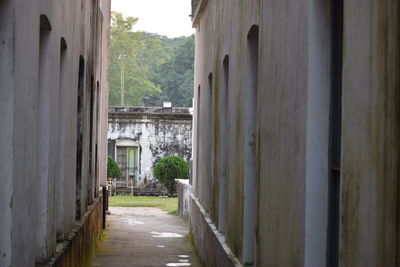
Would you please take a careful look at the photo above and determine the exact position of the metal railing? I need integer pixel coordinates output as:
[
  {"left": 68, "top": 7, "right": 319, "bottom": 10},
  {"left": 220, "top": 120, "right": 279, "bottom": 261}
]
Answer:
[{"left": 107, "top": 179, "right": 167, "bottom": 196}]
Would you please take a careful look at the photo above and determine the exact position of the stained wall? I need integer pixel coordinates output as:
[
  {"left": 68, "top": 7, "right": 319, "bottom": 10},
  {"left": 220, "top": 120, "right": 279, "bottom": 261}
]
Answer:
[
  {"left": 108, "top": 107, "right": 193, "bottom": 183},
  {"left": 191, "top": 0, "right": 400, "bottom": 266},
  {"left": 0, "top": 0, "right": 110, "bottom": 266}
]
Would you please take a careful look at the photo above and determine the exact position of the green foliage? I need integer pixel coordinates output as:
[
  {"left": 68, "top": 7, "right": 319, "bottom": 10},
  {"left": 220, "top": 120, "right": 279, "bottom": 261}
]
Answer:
[
  {"left": 107, "top": 156, "right": 121, "bottom": 179},
  {"left": 109, "top": 12, "right": 169, "bottom": 106},
  {"left": 153, "top": 156, "right": 189, "bottom": 194},
  {"left": 108, "top": 12, "right": 194, "bottom": 107},
  {"left": 146, "top": 35, "right": 195, "bottom": 107}
]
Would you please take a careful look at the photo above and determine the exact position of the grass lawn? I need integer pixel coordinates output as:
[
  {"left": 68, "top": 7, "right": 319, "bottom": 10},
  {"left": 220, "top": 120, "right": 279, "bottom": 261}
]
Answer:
[{"left": 109, "top": 195, "right": 178, "bottom": 215}]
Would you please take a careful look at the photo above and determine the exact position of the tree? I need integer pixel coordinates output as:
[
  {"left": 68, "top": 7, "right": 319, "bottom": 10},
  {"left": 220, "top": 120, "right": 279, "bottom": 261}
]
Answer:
[
  {"left": 107, "top": 156, "right": 121, "bottom": 179},
  {"left": 153, "top": 155, "right": 189, "bottom": 195},
  {"left": 109, "top": 13, "right": 195, "bottom": 107},
  {"left": 109, "top": 12, "right": 169, "bottom": 106},
  {"left": 147, "top": 35, "right": 195, "bottom": 107}
]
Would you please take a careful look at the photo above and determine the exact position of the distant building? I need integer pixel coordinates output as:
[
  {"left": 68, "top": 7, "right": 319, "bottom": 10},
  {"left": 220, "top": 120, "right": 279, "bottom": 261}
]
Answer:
[
  {"left": 0, "top": 1, "right": 110, "bottom": 266},
  {"left": 108, "top": 106, "right": 192, "bottom": 188}
]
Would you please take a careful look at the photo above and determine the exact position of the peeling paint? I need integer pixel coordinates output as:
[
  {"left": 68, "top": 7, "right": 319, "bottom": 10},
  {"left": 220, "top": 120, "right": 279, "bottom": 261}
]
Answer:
[{"left": 108, "top": 107, "right": 193, "bottom": 181}]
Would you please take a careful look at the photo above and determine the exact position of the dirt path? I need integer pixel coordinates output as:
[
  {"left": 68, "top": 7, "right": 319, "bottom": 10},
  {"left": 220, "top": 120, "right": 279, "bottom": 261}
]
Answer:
[{"left": 92, "top": 207, "right": 202, "bottom": 267}]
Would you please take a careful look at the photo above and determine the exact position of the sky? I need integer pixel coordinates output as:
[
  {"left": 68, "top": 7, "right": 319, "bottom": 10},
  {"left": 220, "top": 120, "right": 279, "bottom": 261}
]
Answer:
[{"left": 111, "top": 0, "right": 195, "bottom": 38}]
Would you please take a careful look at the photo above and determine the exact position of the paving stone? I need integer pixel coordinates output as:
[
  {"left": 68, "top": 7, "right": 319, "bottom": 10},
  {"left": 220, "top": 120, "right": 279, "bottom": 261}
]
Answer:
[{"left": 92, "top": 207, "right": 202, "bottom": 267}]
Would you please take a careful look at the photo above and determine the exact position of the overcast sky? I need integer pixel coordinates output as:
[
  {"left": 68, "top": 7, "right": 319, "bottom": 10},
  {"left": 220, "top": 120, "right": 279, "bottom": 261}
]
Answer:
[{"left": 111, "top": 0, "right": 195, "bottom": 38}]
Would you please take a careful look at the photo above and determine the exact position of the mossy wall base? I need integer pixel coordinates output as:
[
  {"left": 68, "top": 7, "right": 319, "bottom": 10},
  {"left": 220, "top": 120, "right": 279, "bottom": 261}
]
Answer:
[{"left": 36, "top": 197, "right": 103, "bottom": 267}]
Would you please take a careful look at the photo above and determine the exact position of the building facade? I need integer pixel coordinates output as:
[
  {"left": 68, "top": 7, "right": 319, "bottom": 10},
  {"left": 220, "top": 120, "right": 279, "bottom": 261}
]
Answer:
[
  {"left": 190, "top": 0, "right": 400, "bottom": 266},
  {"left": 108, "top": 106, "right": 192, "bottom": 188},
  {"left": 0, "top": 0, "right": 110, "bottom": 266}
]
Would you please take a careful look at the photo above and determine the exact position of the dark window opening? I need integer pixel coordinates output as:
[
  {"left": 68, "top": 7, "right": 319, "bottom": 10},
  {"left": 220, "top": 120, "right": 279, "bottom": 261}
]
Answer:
[
  {"left": 95, "top": 81, "right": 100, "bottom": 198},
  {"left": 206, "top": 73, "right": 213, "bottom": 212},
  {"left": 56, "top": 37, "right": 67, "bottom": 241},
  {"left": 218, "top": 55, "right": 229, "bottom": 234},
  {"left": 327, "top": 0, "right": 343, "bottom": 266},
  {"left": 76, "top": 56, "right": 85, "bottom": 220},
  {"left": 88, "top": 75, "right": 95, "bottom": 205}
]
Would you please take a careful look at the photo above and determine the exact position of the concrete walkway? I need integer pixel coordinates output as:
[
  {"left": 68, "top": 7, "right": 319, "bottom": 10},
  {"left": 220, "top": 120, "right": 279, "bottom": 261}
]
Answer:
[{"left": 92, "top": 207, "right": 202, "bottom": 267}]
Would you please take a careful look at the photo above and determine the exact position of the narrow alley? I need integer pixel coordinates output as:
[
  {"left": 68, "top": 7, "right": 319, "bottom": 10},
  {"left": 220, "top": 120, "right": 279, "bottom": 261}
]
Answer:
[
  {"left": 92, "top": 207, "right": 201, "bottom": 267},
  {"left": 1, "top": 0, "right": 399, "bottom": 266}
]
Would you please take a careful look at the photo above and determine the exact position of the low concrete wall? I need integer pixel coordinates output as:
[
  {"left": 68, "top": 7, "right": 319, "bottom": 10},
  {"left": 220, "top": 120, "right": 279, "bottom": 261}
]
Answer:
[
  {"left": 177, "top": 179, "right": 238, "bottom": 266},
  {"left": 176, "top": 179, "right": 192, "bottom": 219},
  {"left": 37, "top": 196, "right": 104, "bottom": 267},
  {"left": 189, "top": 195, "right": 241, "bottom": 267}
]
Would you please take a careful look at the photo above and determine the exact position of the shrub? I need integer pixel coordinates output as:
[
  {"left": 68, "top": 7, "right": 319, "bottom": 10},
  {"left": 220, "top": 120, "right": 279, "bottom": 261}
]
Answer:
[
  {"left": 107, "top": 156, "right": 121, "bottom": 179},
  {"left": 153, "top": 155, "right": 189, "bottom": 194}
]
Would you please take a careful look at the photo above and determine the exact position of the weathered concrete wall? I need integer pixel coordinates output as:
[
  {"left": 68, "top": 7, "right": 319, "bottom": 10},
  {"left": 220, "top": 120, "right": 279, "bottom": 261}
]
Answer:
[
  {"left": 0, "top": 0, "right": 110, "bottom": 266},
  {"left": 37, "top": 197, "right": 103, "bottom": 267},
  {"left": 0, "top": 2, "right": 14, "bottom": 266},
  {"left": 191, "top": 0, "right": 400, "bottom": 266},
  {"left": 108, "top": 107, "right": 193, "bottom": 182},
  {"left": 176, "top": 179, "right": 192, "bottom": 219},
  {"left": 340, "top": 1, "right": 400, "bottom": 266},
  {"left": 176, "top": 179, "right": 240, "bottom": 267},
  {"left": 189, "top": 196, "right": 241, "bottom": 267}
]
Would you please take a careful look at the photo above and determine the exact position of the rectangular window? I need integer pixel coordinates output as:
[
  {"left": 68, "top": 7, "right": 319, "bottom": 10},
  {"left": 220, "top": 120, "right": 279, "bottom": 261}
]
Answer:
[
  {"left": 116, "top": 146, "right": 139, "bottom": 188},
  {"left": 127, "top": 147, "right": 135, "bottom": 178},
  {"left": 56, "top": 38, "right": 67, "bottom": 241},
  {"left": 116, "top": 146, "right": 128, "bottom": 180},
  {"left": 95, "top": 82, "right": 100, "bottom": 198},
  {"left": 327, "top": 0, "right": 343, "bottom": 266},
  {"left": 205, "top": 74, "right": 213, "bottom": 212},
  {"left": 88, "top": 75, "right": 95, "bottom": 204},
  {"left": 76, "top": 56, "right": 85, "bottom": 220}
]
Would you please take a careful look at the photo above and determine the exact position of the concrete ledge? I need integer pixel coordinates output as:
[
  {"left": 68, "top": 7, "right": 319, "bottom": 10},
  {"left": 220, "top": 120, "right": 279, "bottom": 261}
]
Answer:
[
  {"left": 176, "top": 179, "right": 192, "bottom": 220},
  {"left": 37, "top": 196, "right": 103, "bottom": 267},
  {"left": 189, "top": 195, "right": 242, "bottom": 267},
  {"left": 191, "top": 0, "right": 209, "bottom": 27},
  {"left": 108, "top": 106, "right": 192, "bottom": 121}
]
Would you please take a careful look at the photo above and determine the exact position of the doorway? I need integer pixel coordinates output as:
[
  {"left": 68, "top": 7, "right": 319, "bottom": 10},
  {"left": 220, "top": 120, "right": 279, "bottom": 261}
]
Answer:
[{"left": 115, "top": 140, "right": 140, "bottom": 189}]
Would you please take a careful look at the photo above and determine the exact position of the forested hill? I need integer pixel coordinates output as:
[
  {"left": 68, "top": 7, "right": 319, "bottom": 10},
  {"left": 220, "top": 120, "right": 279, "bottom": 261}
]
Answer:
[{"left": 109, "top": 12, "right": 194, "bottom": 107}]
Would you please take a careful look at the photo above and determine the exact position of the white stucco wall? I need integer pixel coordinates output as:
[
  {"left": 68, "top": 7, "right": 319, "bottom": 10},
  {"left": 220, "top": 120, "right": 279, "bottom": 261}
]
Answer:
[{"left": 108, "top": 109, "right": 192, "bottom": 183}]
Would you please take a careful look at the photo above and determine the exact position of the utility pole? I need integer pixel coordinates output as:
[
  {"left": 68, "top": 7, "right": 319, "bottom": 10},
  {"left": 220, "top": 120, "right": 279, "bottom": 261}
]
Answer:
[{"left": 120, "top": 57, "right": 125, "bottom": 106}]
